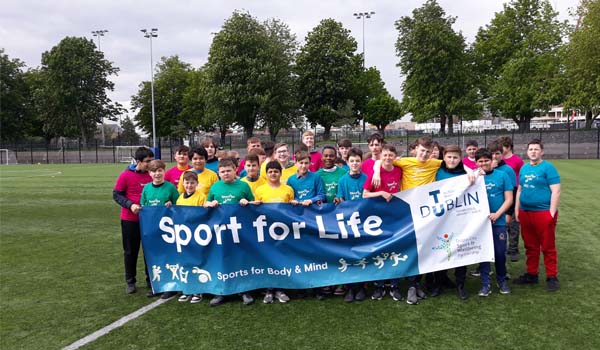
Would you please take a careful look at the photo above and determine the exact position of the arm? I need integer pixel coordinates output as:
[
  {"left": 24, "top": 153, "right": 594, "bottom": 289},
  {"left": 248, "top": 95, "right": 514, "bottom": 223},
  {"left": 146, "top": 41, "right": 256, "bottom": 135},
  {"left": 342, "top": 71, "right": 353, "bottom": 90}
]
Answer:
[
  {"left": 372, "top": 160, "right": 382, "bottom": 187},
  {"left": 113, "top": 189, "right": 134, "bottom": 210},
  {"left": 310, "top": 177, "right": 326, "bottom": 205},
  {"left": 514, "top": 186, "right": 522, "bottom": 222},
  {"left": 489, "top": 190, "right": 513, "bottom": 224},
  {"left": 204, "top": 200, "right": 219, "bottom": 208},
  {"left": 549, "top": 184, "right": 560, "bottom": 217},
  {"left": 363, "top": 189, "right": 392, "bottom": 202}
]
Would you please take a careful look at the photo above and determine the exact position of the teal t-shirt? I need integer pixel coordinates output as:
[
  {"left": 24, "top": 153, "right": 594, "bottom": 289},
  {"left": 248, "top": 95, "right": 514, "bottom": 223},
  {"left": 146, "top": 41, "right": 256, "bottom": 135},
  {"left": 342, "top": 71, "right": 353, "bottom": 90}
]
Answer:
[
  {"left": 141, "top": 182, "right": 180, "bottom": 206},
  {"left": 336, "top": 172, "right": 367, "bottom": 201},
  {"left": 519, "top": 160, "right": 560, "bottom": 211},
  {"left": 317, "top": 166, "right": 347, "bottom": 203},
  {"left": 287, "top": 171, "right": 326, "bottom": 202},
  {"left": 497, "top": 162, "right": 517, "bottom": 189},
  {"left": 207, "top": 179, "right": 254, "bottom": 204},
  {"left": 484, "top": 169, "right": 512, "bottom": 227}
]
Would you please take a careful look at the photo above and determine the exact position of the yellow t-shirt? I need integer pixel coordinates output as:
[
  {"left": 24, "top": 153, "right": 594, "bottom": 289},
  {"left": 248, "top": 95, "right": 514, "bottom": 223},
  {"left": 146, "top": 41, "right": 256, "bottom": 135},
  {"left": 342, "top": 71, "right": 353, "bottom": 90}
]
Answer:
[
  {"left": 176, "top": 191, "right": 206, "bottom": 206},
  {"left": 260, "top": 162, "right": 298, "bottom": 184},
  {"left": 392, "top": 158, "right": 442, "bottom": 190},
  {"left": 241, "top": 176, "right": 267, "bottom": 197},
  {"left": 177, "top": 169, "right": 218, "bottom": 197},
  {"left": 255, "top": 183, "right": 294, "bottom": 203}
]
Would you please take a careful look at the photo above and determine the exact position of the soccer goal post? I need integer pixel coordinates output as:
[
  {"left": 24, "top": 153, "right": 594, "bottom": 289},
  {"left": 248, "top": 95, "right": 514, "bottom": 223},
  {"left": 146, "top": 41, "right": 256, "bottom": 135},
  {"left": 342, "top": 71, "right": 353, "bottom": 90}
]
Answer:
[
  {"left": 0, "top": 149, "right": 17, "bottom": 165},
  {"left": 115, "top": 146, "right": 147, "bottom": 163}
]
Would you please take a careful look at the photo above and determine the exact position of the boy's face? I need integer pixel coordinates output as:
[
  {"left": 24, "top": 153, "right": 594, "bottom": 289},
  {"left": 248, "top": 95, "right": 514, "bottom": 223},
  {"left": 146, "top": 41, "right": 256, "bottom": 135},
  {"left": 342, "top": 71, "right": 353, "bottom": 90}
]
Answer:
[
  {"left": 183, "top": 179, "right": 198, "bottom": 195},
  {"left": 205, "top": 143, "right": 216, "bottom": 158},
  {"left": 443, "top": 152, "right": 461, "bottom": 169},
  {"left": 245, "top": 160, "right": 259, "bottom": 177},
  {"left": 150, "top": 168, "right": 165, "bottom": 184},
  {"left": 322, "top": 149, "right": 337, "bottom": 169},
  {"left": 466, "top": 145, "right": 478, "bottom": 158},
  {"left": 275, "top": 146, "right": 289, "bottom": 163},
  {"left": 368, "top": 140, "right": 382, "bottom": 157},
  {"left": 266, "top": 168, "right": 282, "bottom": 184},
  {"left": 491, "top": 151, "right": 503, "bottom": 164},
  {"left": 430, "top": 146, "right": 439, "bottom": 160},
  {"left": 247, "top": 141, "right": 261, "bottom": 152},
  {"left": 175, "top": 151, "right": 189, "bottom": 166},
  {"left": 415, "top": 144, "right": 431, "bottom": 162},
  {"left": 381, "top": 149, "right": 396, "bottom": 166},
  {"left": 136, "top": 156, "right": 153, "bottom": 172},
  {"left": 191, "top": 153, "right": 206, "bottom": 170},
  {"left": 218, "top": 165, "right": 236, "bottom": 183},
  {"left": 347, "top": 155, "right": 362, "bottom": 173},
  {"left": 527, "top": 144, "right": 544, "bottom": 162},
  {"left": 302, "top": 135, "right": 314, "bottom": 148},
  {"left": 296, "top": 158, "right": 310, "bottom": 174},
  {"left": 338, "top": 146, "right": 350, "bottom": 159},
  {"left": 476, "top": 157, "right": 493, "bottom": 172}
]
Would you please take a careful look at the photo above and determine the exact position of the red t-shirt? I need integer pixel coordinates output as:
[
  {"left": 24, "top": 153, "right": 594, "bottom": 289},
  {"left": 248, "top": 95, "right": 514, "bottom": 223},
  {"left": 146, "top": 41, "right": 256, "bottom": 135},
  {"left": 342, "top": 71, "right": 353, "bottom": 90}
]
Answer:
[
  {"left": 462, "top": 157, "right": 477, "bottom": 170},
  {"left": 114, "top": 168, "right": 151, "bottom": 222},
  {"left": 503, "top": 154, "right": 524, "bottom": 180},
  {"left": 165, "top": 165, "right": 191, "bottom": 187},
  {"left": 364, "top": 166, "right": 402, "bottom": 194},
  {"left": 309, "top": 151, "right": 323, "bottom": 172},
  {"left": 361, "top": 158, "right": 376, "bottom": 179}
]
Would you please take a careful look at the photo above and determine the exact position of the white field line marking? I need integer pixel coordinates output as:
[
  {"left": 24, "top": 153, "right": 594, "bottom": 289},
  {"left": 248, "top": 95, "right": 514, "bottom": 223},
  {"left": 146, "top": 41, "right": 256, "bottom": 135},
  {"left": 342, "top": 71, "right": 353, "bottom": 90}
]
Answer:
[{"left": 63, "top": 297, "right": 171, "bottom": 350}]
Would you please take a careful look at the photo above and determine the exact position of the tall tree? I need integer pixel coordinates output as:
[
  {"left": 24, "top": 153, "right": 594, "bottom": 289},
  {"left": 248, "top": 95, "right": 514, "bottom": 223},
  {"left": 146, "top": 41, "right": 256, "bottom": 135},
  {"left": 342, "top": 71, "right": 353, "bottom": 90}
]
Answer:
[
  {"left": 296, "top": 19, "right": 362, "bottom": 140},
  {"left": 0, "top": 50, "right": 31, "bottom": 142},
  {"left": 131, "top": 55, "right": 192, "bottom": 139},
  {"left": 364, "top": 93, "right": 403, "bottom": 136},
  {"left": 395, "top": 0, "right": 477, "bottom": 135},
  {"left": 352, "top": 67, "right": 388, "bottom": 127},
  {"left": 472, "top": 0, "right": 567, "bottom": 131},
  {"left": 40, "top": 37, "right": 123, "bottom": 144},
  {"left": 120, "top": 116, "right": 140, "bottom": 144},
  {"left": 563, "top": 0, "right": 600, "bottom": 128}
]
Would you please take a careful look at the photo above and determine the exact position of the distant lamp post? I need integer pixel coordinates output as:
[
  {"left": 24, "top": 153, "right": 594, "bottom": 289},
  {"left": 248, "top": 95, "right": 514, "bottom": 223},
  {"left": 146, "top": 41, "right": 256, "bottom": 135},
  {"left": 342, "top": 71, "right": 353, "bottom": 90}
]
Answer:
[
  {"left": 354, "top": 11, "right": 375, "bottom": 132},
  {"left": 141, "top": 28, "right": 158, "bottom": 150},
  {"left": 92, "top": 30, "right": 108, "bottom": 145}
]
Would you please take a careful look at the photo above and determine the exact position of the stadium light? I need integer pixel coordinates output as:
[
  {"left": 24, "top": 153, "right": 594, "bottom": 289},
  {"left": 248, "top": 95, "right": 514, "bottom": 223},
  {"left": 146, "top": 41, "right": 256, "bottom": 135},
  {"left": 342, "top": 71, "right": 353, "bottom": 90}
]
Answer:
[
  {"left": 92, "top": 29, "right": 109, "bottom": 145},
  {"left": 353, "top": 11, "right": 376, "bottom": 132},
  {"left": 141, "top": 28, "right": 158, "bottom": 150}
]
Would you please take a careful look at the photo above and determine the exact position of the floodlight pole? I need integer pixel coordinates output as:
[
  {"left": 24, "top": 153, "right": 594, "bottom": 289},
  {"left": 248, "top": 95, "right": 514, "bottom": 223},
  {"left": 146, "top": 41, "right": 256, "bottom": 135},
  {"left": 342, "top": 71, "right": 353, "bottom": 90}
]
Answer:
[
  {"left": 141, "top": 28, "right": 158, "bottom": 150},
  {"left": 354, "top": 11, "right": 375, "bottom": 133},
  {"left": 92, "top": 30, "right": 109, "bottom": 145}
]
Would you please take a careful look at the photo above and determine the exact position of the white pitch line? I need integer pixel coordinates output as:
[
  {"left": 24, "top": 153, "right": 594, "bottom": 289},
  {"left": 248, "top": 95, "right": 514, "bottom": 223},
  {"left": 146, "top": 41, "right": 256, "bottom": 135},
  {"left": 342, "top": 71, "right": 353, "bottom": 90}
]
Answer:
[{"left": 63, "top": 297, "right": 171, "bottom": 350}]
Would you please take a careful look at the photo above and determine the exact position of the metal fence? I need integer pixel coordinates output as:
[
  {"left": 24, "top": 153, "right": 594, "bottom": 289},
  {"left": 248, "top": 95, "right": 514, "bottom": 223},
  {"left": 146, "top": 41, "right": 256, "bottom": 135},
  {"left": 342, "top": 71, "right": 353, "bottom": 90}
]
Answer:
[{"left": 1, "top": 126, "right": 599, "bottom": 164}]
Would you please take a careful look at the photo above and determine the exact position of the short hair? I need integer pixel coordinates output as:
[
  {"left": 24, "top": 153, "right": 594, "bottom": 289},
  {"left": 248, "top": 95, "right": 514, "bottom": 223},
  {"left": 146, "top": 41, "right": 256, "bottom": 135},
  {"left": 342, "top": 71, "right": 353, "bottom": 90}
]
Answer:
[
  {"left": 527, "top": 138, "right": 544, "bottom": 149},
  {"left": 148, "top": 159, "right": 166, "bottom": 171},
  {"left": 182, "top": 171, "right": 198, "bottom": 183},
  {"left": 347, "top": 147, "right": 363, "bottom": 160},
  {"left": 335, "top": 157, "right": 345, "bottom": 166},
  {"left": 175, "top": 145, "right": 190, "bottom": 155},
  {"left": 475, "top": 148, "right": 492, "bottom": 161},
  {"left": 382, "top": 144, "right": 397, "bottom": 154},
  {"left": 367, "top": 133, "right": 384, "bottom": 145},
  {"left": 337, "top": 138, "right": 352, "bottom": 147},
  {"left": 134, "top": 147, "right": 154, "bottom": 161},
  {"left": 415, "top": 136, "right": 433, "bottom": 149},
  {"left": 247, "top": 136, "right": 261, "bottom": 145},
  {"left": 295, "top": 151, "right": 310, "bottom": 162},
  {"left": 201, "top": 137, "right": 217, "bottom": 149},
  {"left": 498, "top": 136, "right": 514, "bottom": 150},
  {"left": 443, "top": 145, "right": 462, "bottom": 155},
  {"left": 248, "top": 148, "right": 265, "bottom": 156},
  {"left": 245, "top": 153, "right": 260, "bottom": 164},
  {"left": 218, "top": 159, "right": 236, "bottom": 169},
  {"left": 488, "top": 141, "right": 502, "bottom": 153},
  {"left": 265, "top": 160, "right": 282, "bottom": 172},
  {"left": 466, "top": 140, "right": 479, "bottom": 148},
  {"left": 274, "top": 143, "right": 288, "bottom": 152},
  {"left": 322, "top": 145, "right": 337, "bottom": 154},
  {"left": 302, "top": 130, "right": 314, "bottom": 138},
  {"left": 295, "top": 143, "right": 308, "bottom": 153},
  {"left": 263, "top": 141, "right": 275, "bottom": 158},
  {"left": 191, "top": 146, "right": 208, "bottom": 160},
  {"left": 409, "top": 139, "right": 418, "bottom": 151}
]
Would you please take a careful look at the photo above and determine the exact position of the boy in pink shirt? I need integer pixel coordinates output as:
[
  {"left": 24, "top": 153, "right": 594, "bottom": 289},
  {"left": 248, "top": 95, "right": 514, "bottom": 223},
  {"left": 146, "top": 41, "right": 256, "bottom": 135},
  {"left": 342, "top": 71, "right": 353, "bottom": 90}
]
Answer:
[
  {"left": 462, "top": 140, "right": 478, "bottom": 170},
  {"left": 302, "top": 131, "right": 323, "bottom": 172},
  {"left": 164, "top": 145, "right": 191, "bottom": 187},
  {"left": 361, "top": 133, "right": 384, "bottom": 178},
  {"left": 499, "top": 136, "right": 525, "bottom": 262}
]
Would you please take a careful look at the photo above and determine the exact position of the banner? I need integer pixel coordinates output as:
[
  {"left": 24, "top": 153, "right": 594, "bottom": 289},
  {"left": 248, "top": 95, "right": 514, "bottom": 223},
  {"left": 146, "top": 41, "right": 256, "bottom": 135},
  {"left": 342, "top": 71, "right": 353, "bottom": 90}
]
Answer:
[{"left": 140, "top": 175, "right": 493, "bottom": 295}]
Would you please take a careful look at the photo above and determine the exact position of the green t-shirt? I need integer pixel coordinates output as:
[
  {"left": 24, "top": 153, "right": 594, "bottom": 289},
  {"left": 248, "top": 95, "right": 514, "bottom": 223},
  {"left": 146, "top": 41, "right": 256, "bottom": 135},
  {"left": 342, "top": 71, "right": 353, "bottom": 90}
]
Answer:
[
  {"left": 141, "top": 182, "right": 180, "bottom": 206},
  {"left": 317, "top": 166, "right": 347, "bottom": 203},
  {"left": 207, "top": 179, "right": 255, "bottom": 204}
]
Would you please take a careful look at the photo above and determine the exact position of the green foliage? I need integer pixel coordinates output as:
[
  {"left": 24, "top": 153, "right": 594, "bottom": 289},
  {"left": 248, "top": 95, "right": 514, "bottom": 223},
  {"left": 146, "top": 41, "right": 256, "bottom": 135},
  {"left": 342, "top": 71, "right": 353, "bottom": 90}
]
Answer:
[
  {"left": 364, "top": 94, "right": 403, "bottom": 136},
  {"left": 296, "top": 19, "right": 362, "bottom": 140},
  {"left": 395, "top": 0, "right": 477, "bottom": 135},
  {"left": 131, "top": 55, "right": 192, "bottom": 139},
  {"left": 40, "top": 37, "right": 124, "bottom": 144},
  {"left": 472, "top": 0, "right": 567, "bottom": 130},
  {"left": 120, "top": 116, "right": 140, "bottom": 144},
  {"left": 563, "top": 0, "right": 600, "bottom": 128},
  {"left": 0, "top": 50, "right": 32, "bottom": 142},
  {"left": 352, "top": 67, "right": 387, "bottom": 125}
]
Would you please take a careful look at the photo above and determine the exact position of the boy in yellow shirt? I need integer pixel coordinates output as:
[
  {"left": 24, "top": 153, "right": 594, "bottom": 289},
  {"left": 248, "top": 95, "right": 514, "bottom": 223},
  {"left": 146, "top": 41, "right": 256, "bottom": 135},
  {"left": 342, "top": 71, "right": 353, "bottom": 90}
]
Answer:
[
  {"left": 241, "top": 153, "right": 266, "bottom": 197},
  {"left": 177, "top": 146, "right": 218, "bottom": 197}
]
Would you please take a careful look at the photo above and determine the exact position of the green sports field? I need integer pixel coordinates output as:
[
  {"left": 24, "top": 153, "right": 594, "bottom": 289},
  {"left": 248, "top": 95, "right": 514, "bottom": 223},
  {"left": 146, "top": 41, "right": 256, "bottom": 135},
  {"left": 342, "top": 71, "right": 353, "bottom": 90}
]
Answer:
[{"left": 1, "top": 160, "right": 599, "bottom": 350}]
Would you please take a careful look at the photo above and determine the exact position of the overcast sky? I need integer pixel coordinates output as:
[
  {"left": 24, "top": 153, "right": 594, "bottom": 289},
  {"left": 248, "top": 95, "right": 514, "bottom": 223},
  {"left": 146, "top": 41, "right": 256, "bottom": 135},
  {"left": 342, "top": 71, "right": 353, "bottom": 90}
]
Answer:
[{"left": 1, "top": 0, "right": 579, "bottom": 122}]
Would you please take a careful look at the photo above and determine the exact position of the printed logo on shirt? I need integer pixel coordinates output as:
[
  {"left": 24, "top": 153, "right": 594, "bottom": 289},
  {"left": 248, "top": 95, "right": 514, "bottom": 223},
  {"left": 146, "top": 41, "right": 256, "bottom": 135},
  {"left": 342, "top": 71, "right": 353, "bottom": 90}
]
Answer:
[
  {"left": 325, "top": 182, "right": 337, "bottom": 192},
  {"left": 297, "top": 189, "right": 311, "bottom": 198},
  {"left": 349, "top": 191, "right": 361, "bottom": 200},
  {"left": 220, "top": 194, "right": 236, "bottom": 204},
  {"left": 386, "top": 181, "right": 398, "bottom": 191}
]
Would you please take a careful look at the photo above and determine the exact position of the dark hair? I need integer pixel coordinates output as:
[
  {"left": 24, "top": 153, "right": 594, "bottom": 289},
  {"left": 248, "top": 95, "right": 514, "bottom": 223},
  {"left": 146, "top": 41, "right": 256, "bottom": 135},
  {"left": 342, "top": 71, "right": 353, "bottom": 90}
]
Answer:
[
  {"left": 182, "top": 171, "right": 198, "bottom": 182},
  {"left": 218, "top": 159, "right": 236, "bottom": 169},
  {"left": 134, "top": 147, "right": 154, "bottom": 161},
  {"left": 148, "top": 159, "right": 166, "bottom": 171},
  {"left": 498, "top": 136, "right": 514, "bottom": 150},
  {"left": 200, "top": 137, "right": 217, "bottom": 149},
  {"left": 382, "top": 144, "right": 397, "bottom": 154},
  {"left": 367, "top": 133, "right": 385, "bottom": 145},
  {"left": 466, "top": 140, "right": 479, "bottom": 148},
  {"left": 245, "top": 153, "right": 260, "bottom": 164},
  {"left": 432, "top": 141, "right": 444, "bottom": 159},
  {"left": 337, "top": 138, "right": 352, "bottom": 147},
  {"left": 295, "top": 143, "right": 308, "bottom": 153},
  {"left": 415, "top": 136, "right": 433, "bottom": 149},
  {"left": 263, "top": 141, "right": 275, "bottom": 158},
  {"left": 527, "top": 138, "right": 544, "bottom": 149},
  {"left": 248, "top": 148, "right": 265, "bottom": 156},
  {"left": 443, "top": 145, "right": 462, "bottom": 155},
  {"left": 322, "top": 145, "right": 337, "bottom": 154},
  {"left": 192, "top": 146, "right": 208, "bottom": 160},
  {"left": 488, "top": 141, "right": 502, "bottom": 153},
  {"left": 265, "top": 160, "right": 282, "bottom": 172},
  {"left": 175, "top": 145, "right": 190, "bottom": 155},
  {"left": 347, "top": 147, "right": 363, "bottom": 160},
  {"left": 295, "top": 151, "right": 310, "bottom": 162},
  {"left": 247, "top": 136, "right": 261, "bottom": 145},
  {"left": 475, "top": 148, "right": 492, "bottom": 161}
]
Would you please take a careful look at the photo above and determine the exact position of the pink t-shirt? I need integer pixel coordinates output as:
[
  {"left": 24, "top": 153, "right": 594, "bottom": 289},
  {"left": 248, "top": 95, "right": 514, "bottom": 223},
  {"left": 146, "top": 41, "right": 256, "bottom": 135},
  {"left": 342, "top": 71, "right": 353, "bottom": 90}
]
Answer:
[
  {"left": 309, "top": 151, "right": 323, "bottom": 172},
  {"left": 364, "top": 166, "right": 402, "bottom": 194},
  {"left": 361, "top": 158, "right": 376, "bottom": 178},
  {"left": 462, "top": 157, "right": 477, "bottom": 170},
  {"left": 165, "top": 165, "right": 191, "bottom": 187},
  {"left": 503, "top": 154, "right": 524, "bottom": 180},
  {"left": 114, "top": 168, "right": 152, "bottom": 222}
]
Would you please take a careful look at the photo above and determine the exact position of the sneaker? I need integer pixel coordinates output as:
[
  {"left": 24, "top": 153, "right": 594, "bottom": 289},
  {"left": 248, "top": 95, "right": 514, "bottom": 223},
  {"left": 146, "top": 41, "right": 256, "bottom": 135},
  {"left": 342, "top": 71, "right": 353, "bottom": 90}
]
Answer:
[
  {"left": 429, "top": 287, "right": 442, "bottom": 297},
  {"left": 470, "top": 269, "right": 481, "bottom": 277},
  {"left": 126, "top": 283, "right": 136, "bottom": 294},
  {"left": 263, "top": 292, "right": 274, "bottom": 304},
  {"left": 406, "top": 287, "right": 418, "bottom": 305},
  {"left": 242, "top": 293, "right": 254, "bottom": 305},
  {"left": 391, "top": 288, "right": 403, "bottom": 301},
  {"left": 178, "top": 294, "right": 191, "bottom": 302},
  {"left": 512, "top": 273, "right": 539, "bottom": 285},
  {"left": 321, "top": 286, "right": 334, "bottom": 295},
  {"left": 354, "top": 288, "right": 367, "bottom": 302},
  {"left": 416, "top": 286, "right": 427, "bottom": 300},
  {"left": 510, "top": 253, "right": 519, "bottom": 262},
  {"left": 457, "top": 284, "right": 469, "bottom": 300},
  {"left": 344, "top": 289, "right": 355, "bottom": 303},
  {"left": 161, "top": 291, "right": 177, "bottom": 300},
  {"left": 209, "top": 295, "right": 226, "bottom": 307},
  {"left": 505, "top": 272, "right": 511, "bottom": 280},
  {"left": 334, "top": 285, "right": 346, "bottom": 296},
  {"left": 146, "top": 291, "right": 160, "bottom": 298},
  {"left": 371, "top": 287, "right": 385, "bottom": 300},
  {"left": 478, "top": 285, "right": 492, "bottom": 297},
  {"left": 190, "top": 294, "right": 203, "bottom": 303},
  {"left": 315, "top": 292, "right": 327, "bottom": 301},
  {"left": 546, "top": 277, "right": 559, "bottom": 292},
  {"left": 275, "top": 290, "right": 290, "bottom": 303},
  {"left": 499, "top": 281, "right": 511, "bottom": 294}
]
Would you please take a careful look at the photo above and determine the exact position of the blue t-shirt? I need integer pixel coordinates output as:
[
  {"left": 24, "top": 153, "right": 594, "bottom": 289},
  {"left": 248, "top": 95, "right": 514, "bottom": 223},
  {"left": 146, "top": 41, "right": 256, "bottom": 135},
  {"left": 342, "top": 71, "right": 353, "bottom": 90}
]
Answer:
[
  {"left": 436, "top": 168, "right": 463, "bottom": 181},
  {"left": 205, "top": 158, "right": 219, "bottom": 175},
  {"left": 519, "top": 160, "right": 560, "bottom": 211},
  {"left": 497, "top": 162, "right": 517, "bottom": 189},
  {"left": 484, "top": 169, "right": 512, "bottom": 227},
  {"left": 337, "top": 172, "right": 367, "bottom": 201},
  {"left": 287, "top": 171, "right": 326, "bottom": 202}
]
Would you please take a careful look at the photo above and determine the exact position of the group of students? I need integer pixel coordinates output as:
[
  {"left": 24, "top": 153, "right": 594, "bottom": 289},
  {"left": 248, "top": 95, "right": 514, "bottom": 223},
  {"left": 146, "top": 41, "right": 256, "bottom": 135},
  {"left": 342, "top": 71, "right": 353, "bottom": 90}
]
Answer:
[{"left": 113, "top": 131, "right": 561, "bottom": 307}]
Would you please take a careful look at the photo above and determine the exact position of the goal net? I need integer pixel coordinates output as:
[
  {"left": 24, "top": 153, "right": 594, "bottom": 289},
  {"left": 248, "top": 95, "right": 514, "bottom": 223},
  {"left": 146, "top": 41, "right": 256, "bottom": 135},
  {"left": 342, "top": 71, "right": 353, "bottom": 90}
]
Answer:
[
  {"left": 115, "top": 146, "right": 147, "bottom": 163},
  {"left": 0, "top": 149, "right": 17, "bottom": 165}
]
